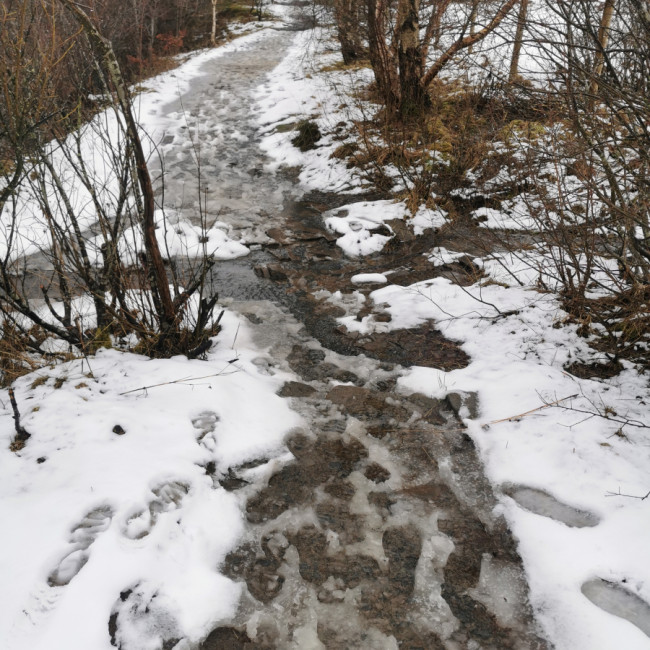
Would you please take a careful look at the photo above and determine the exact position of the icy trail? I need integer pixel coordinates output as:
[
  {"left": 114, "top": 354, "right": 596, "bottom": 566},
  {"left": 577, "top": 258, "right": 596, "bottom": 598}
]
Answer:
[
  {"left": 145, "top": 27, "right": 299, "bottom": 245},
  {"left": 115, "top": 10, "right": 548, "bottom": 649},
  {"left": 2, "top": 5, "right": 649, "bottom": 650}
]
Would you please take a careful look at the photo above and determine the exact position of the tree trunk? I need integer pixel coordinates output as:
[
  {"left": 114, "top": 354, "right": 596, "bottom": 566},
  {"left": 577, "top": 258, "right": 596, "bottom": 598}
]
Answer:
[
  {"left": 211, "top": 0, "right": 218, "bottom": 45},
  {"left": 590, "top": 0, "right": 616, "bottom": 96},
  {"left": 334, "top": 0, "right": 363, "bottom": 64},
  {"left": 57, "top": 0, "right": 176, "bottom": 332},
  {"left": 468, "top": 0, "right": 479, "bottom": 55},
  {"left": 397, "top": 0, "right": 427, "bottom": 114},
  {"left": 509, "top": 0, "right": 528, "bottom": 82}
]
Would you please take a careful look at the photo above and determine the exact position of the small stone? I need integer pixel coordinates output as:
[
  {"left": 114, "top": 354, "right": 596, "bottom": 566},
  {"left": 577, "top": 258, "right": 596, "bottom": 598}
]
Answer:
[
  {"left": 285, "top": 431, "right": 313, "bottom": 459},
  {"left": 278, "top": 381, "right": 316, "bottom": 398},
  {"left": 201, "top": 627, "right": 252, "bottom": 650},
  {"left": 332, "top": 368, "right": 360, "bottom": 384},
  {"left": 408, "top": 393, "right": 446, "bottom": 425},
  {"left": 37, "top": 457, "right": 46, "bottom": 464},
  {"left": 219, "top": 470, "right": 249, "bottom": 492},
  {"left": 112, "top": 424, "right": 126, "bottom": 435},
  {"left": 445, "top": 392, "right": 479, "bottom": 419},
  {"left": 367, "top": 424, "right": 388, "bottom": 439},
  {"left": 254, "top": 265, "right": 288, "bottom": 281}
]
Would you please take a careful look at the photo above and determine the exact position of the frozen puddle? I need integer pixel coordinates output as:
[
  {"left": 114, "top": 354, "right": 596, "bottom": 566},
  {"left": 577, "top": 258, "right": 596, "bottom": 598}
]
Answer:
[
  {"left": 582, "top": 579, "right": 650, "bottom": 638},
  {"left": 502, "top": 485, "right": 600, "bottom": 528}
]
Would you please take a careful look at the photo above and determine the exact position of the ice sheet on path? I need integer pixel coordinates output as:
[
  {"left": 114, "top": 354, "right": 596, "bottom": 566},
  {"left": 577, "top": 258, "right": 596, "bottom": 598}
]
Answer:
[
  {"left": 143, "top": 23, "right": 302, "bottom": 246},
  {"left": 0, "top": 309, "right": 302, "bottom": 650}
]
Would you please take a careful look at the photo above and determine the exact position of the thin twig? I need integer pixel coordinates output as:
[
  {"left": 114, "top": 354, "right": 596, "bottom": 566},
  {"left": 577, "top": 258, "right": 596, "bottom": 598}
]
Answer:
[
  {"left": 8, "top": 387, "right": 30, "bottom": 450},
  {"left": 605, "top": 488, "right": 650, "bottom": 501},
  {"left": 119, "top": 360, "right": 239, "bottom": 395},
  {"left": 490, "top": 394, "right": 578, "bottom": 424}
]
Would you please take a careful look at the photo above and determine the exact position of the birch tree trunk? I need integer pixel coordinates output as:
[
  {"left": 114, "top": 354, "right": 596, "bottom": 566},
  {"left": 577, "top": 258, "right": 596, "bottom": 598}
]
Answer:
[
  {"left": 509, "top": 0, "right": 527, "bottom": 82},
  {"left": 211, "top": 0, "right": 218, "bottom": 45},
  {"left": 590, "top": 0, "right": 616, "bottom": 96},
  {"left": 397, "top": 0, "right": 427, "bottom": 114},
  {"left": 333, "top": 0, "right": 364, "bottom": 64},
  {"left": 467, "top": 0, "right": 479, "bottom": 55}
]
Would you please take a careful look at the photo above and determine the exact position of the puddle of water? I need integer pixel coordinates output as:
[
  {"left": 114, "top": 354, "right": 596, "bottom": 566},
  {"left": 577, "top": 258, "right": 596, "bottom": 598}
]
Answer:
[
  {"left": 582, "top": 578, "right": 650, "bottom": 638},
  {"left": 502, "top": 485, "right": 600, "bottom": 528}
]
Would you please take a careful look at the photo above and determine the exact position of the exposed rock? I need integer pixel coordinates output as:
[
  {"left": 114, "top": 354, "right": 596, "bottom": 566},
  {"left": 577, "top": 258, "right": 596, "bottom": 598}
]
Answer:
[
  {"left": 254, "top": 265, "right": 288, "bottom": 281},
  {"left": 446, "top": 391, "right": 480, "bottom": 419},
  {"left": 219, "top": 470, "right": 249, "bottom": 492},
  {"left": 200, "top": 627, "right": 254, "bottom": 649},
  {"left": 364, "top": 462, "right": 391, "bottom": 483}
]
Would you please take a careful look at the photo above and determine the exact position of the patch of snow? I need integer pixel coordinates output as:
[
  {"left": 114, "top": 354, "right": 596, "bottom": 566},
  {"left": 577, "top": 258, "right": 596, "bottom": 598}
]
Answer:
[
  {"left": 412, "top": 205, "right": 448, "bottom": 235},
  {"left": 351, "top": 273, "right": 388, "bottom": 284},
  {"left": 0, "top": 310, "right": 302, "bottom": 649},
  {"left": 322, "top": 200, "right": 409, "bottom": 257}
]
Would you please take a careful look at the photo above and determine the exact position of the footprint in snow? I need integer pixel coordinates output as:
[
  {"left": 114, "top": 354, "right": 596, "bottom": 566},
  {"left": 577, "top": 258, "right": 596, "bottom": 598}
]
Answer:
[
  {"left": 122, "top": 481, "right": 190, "bottom": 540},
  {"left": 8, "top": 506, "right": 114, "bottom": 645},
  {"left": 501, "top": 484, "right": 599, "bottom": 528},
  {"left": 48, "top": 505, "right": 114, "bottom": 586},
  {"left": 192, "top": 411, "right": 219, "bottom": 443},
  {"left": 582, "top": 578, "right": 650, "bottom": 638},
  {"left": 108, "top": 582, "right": 181, "bottom": 650}
]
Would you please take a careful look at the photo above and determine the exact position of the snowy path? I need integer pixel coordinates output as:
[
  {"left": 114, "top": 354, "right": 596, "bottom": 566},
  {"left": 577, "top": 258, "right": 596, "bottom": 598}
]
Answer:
[
  {"left": 123, "top": 12, "right": 548, "bottom": 649},
  {"left": 3, "top": 5, "right": 649, "bottom": 650},
  {"left": 145, "top": 27, "right": 299, "bottom": 245}
]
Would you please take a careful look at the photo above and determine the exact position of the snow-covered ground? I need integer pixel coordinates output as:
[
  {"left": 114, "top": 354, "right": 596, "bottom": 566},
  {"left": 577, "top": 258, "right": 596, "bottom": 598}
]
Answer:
[
  {"left": 1, "top": 3, "right": 649, "bottom": 650},
  {"left": 0, "top": 309, "right": 301, "bottom": 649}
]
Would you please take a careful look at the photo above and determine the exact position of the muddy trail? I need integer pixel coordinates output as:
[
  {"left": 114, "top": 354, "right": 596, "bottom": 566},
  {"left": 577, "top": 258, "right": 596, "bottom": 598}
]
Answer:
[{"left": 104, "top": 12, "right": 550, "bottom": 650}]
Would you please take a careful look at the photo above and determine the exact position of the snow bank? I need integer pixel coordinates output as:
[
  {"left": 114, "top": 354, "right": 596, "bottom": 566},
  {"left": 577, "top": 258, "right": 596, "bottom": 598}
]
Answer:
[{"left": 0, "top": 310, "right": 301, "bottom": 649}]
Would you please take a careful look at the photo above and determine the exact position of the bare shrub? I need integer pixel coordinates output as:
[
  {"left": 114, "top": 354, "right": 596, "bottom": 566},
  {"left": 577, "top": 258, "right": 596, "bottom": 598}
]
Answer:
[{"left": 0, "top": 0, "right": 219, "bottom": 360}]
